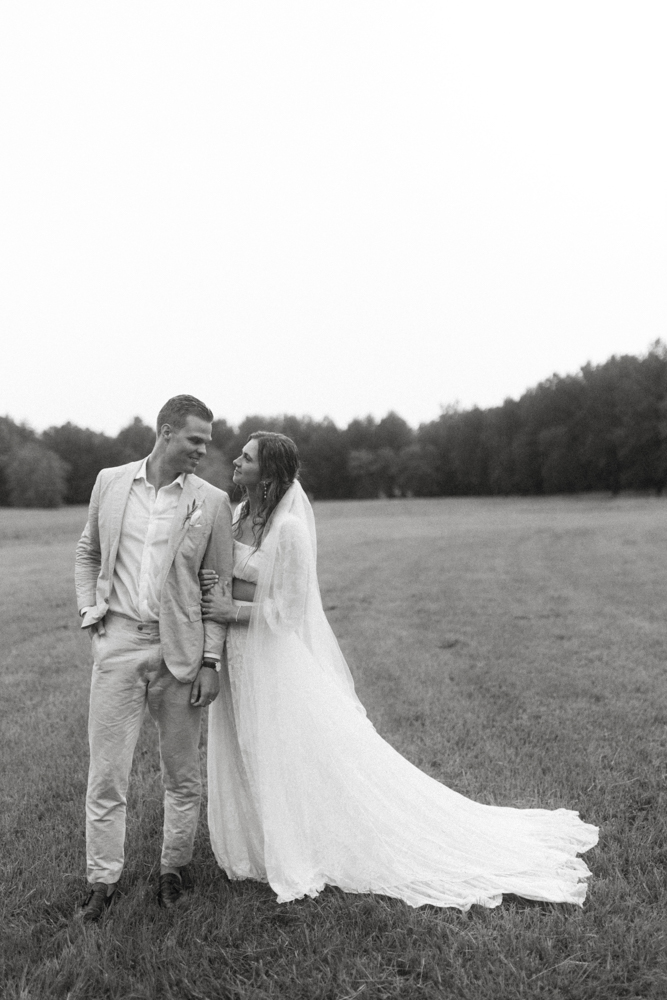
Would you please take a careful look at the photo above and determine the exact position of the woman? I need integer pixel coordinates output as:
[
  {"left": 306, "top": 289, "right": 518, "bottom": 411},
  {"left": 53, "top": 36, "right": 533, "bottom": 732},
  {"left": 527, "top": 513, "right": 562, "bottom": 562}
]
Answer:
[{"left": 203, "top": 432, "right": 598, "bottom": 910}]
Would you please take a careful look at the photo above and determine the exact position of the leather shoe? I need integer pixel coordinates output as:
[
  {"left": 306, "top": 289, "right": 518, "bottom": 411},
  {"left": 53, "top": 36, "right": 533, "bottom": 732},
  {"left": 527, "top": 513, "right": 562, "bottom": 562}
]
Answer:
[
  {"left": 78, "top": 882, "right": 116, "bottom": 922},
  {"left": 158, "top": 866, "right": 193, "bottom": 909}
]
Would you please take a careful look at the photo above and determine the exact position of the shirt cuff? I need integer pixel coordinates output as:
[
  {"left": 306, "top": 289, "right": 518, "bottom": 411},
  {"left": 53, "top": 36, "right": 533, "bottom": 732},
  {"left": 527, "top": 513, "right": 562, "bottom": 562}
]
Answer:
[{"left": 202, "top": 653, "right": 221, "bottom": 662}]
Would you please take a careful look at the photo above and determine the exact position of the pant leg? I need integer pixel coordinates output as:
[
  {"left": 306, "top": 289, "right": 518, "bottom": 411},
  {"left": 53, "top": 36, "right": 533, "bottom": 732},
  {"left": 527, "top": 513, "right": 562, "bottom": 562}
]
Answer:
[
  {"left": 146, "top": 662, "right": 203, "bottom": 871},
  {"left": 85, "top": 617, "right": 156, "bottom": 884}
]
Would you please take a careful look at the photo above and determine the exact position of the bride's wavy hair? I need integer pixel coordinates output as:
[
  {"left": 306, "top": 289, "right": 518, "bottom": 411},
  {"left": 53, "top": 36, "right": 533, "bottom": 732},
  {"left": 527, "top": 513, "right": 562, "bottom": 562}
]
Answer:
[{"left": 235, "top": 431, "right": 300, "bottom": 547}]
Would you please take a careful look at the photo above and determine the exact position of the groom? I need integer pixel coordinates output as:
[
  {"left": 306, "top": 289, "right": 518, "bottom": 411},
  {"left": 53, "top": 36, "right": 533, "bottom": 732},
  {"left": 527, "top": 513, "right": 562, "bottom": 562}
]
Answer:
[{"left": 75, "top": 394, "right": 233, "bottom": 921}]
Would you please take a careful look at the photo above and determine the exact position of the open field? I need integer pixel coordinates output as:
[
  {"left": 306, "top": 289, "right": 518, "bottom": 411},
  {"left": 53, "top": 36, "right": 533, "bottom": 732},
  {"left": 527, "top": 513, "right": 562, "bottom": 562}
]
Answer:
[{"left": 1, "top": 495, "right": 666, "bottom": 999}]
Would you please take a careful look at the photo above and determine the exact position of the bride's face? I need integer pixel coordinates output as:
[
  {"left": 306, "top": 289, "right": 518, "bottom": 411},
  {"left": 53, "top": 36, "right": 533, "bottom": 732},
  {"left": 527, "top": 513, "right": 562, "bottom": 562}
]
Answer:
[{"left": 232, "top": 438, "right": 262, "bottom": 490}]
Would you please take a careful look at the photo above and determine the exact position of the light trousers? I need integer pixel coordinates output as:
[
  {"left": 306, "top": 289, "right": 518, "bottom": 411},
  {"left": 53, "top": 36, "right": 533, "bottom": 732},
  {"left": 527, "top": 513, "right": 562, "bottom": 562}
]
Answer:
[{"left": 86, "top": 613, "right": 202, "bottom": 884}]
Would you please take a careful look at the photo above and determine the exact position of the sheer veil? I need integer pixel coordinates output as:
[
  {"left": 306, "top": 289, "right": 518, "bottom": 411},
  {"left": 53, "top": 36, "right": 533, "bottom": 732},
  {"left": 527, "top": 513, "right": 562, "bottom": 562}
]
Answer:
[{"left": 241, "top": 479, "right": 365, "bottom": 716}]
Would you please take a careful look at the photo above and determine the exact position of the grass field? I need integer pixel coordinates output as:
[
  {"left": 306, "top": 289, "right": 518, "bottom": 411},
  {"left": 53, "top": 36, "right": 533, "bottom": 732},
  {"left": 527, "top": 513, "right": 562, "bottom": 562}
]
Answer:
[{"left": 1, "top": 495, "right": 666, "bottom": 999}]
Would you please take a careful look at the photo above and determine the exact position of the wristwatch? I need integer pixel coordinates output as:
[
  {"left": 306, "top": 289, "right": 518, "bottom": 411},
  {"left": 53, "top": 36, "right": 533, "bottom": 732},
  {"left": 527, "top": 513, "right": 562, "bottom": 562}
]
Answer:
[{"left": 202, "top": 659, "right": 221, "bottom": 673}]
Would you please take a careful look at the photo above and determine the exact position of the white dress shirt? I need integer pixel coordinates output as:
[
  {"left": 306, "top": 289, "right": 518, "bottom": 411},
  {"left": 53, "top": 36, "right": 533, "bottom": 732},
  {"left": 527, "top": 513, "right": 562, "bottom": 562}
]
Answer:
[{"left": 108, "top": 458, "right": 185, "bottom": 622}]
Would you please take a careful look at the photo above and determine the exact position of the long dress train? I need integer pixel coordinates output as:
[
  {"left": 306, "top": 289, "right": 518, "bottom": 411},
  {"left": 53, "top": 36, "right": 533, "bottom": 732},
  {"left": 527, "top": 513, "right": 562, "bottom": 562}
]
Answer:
[{"left": 208, "top": 486, "right": 597, "bottom": 910}]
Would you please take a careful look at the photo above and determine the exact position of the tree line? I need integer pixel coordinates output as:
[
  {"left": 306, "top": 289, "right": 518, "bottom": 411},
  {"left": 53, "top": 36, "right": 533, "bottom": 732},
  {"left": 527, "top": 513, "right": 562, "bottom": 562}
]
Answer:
[{"left": 2, "top": 343, "right": 667, "bottom": 508}]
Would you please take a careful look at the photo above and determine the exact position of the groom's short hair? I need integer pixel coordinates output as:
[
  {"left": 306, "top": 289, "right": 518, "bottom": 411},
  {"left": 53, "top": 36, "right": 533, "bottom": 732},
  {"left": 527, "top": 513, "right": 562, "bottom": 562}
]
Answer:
[{"left": 156, "top": 395, "right": 214, "bottom": 435}]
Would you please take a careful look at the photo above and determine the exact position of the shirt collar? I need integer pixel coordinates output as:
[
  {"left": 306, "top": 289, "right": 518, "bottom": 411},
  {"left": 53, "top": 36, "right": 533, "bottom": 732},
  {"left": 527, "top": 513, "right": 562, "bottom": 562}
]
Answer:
[{"left": 135, "top": 457, "right": 186, "bottom": 489}]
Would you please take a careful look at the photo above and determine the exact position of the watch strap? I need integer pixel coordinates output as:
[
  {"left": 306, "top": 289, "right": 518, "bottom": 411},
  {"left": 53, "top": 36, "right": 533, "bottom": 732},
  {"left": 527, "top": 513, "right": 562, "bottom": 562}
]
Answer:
[{"left": 202, "top": 659, "right": 221, "bottom": 673}]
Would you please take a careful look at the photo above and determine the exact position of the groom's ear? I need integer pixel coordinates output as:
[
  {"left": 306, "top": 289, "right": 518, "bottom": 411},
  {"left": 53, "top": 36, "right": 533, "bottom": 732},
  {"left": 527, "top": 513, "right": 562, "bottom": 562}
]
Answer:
[{"left": 159, "top": 423, "right": 172, "bottom": 440}]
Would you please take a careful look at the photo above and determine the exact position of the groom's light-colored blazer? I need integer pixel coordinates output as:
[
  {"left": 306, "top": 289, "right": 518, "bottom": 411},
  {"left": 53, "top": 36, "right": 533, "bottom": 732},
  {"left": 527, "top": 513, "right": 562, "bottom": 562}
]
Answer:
[{"left": 75, "top": 460, "right": 233, "bottom": 682}]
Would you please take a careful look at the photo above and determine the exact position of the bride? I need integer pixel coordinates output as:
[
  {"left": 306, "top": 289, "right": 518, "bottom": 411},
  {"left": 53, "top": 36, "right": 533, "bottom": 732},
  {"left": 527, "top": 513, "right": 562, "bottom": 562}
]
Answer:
[{"left": 202, "top": 431, "right": 598, "bottom": 910}]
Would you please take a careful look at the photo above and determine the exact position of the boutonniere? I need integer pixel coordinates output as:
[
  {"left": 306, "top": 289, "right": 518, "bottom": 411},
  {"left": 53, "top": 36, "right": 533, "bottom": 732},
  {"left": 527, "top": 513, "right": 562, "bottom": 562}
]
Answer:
[{"left": 183, "top": 500, "right": 202, "bottom": 528}]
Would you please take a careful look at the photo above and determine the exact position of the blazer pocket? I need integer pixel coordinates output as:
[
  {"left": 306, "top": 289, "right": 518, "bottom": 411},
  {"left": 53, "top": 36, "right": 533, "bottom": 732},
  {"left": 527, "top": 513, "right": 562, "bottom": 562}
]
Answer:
[
  {"left": 188, "top": 604, "right": 203, "bottom": 622},
  {"left": 182, "top": 525, "right": 204, "bottom": 550}
]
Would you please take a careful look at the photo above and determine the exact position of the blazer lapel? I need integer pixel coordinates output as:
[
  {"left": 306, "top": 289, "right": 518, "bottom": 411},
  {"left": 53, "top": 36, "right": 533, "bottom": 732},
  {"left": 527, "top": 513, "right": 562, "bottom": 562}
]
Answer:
[
  {"left": 160, "top": 477, "right": 202, "bottom": 586},
  {"left": 105, "top": 461, "right": 143, "bottom": 583}
]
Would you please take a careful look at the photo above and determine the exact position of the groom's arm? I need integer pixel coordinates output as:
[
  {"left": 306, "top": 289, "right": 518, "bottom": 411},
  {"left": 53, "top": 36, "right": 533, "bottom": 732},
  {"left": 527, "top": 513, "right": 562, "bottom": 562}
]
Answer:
[
  {"left": 75, "top": 472, "right": 103, "bottom": 613},
  {"left": 201, "top": 493, "right": 233, "bottom": 661}
]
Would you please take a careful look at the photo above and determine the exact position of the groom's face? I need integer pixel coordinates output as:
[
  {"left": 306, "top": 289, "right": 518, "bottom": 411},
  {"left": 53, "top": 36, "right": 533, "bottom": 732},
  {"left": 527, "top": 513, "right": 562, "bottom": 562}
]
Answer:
[{"left": 163, "top": 415, "right": 212, "bottom": 475}]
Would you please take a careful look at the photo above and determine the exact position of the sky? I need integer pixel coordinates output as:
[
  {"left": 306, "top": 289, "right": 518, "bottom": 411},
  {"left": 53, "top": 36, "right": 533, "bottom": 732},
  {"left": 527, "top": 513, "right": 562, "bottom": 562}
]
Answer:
[{"left": 1, "top": 1, "right": 665, "bottom": 435}]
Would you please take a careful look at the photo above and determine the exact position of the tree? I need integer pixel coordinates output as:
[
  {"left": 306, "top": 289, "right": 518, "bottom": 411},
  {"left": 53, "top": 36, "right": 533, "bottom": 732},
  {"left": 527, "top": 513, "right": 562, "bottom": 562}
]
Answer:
[
  {"left": 5, "top": 442, "right": 69, "bottom": 507},
  {"left": 417, "top": 411, "right": 459, "bottom": 495},
  {"left": 42, "top": 423, "right": 119, "bottom": 504},
  {"left": 348, "top": 447, "right": 400, "bottom": 498},
  {"left": 418, "top": 407, "right": 491, "bottom": 495},
  {"left": 344, "top": 416, "right": 378, "bottom": 452},
  {"left": 211, "top": 418, "right": 237, "bottom": 456},
  {"left": 395, "top": 444, "right": 440, "bottom": 496},
  {"left": 482, "top": 400, "right": 526, "bottom": 494},
  {"left": 609, "top": 346, "right": 667, "bottom": 493},
  {"left": 375, "top": 412, "right": 413, "bottom": 452},
  {"left": 298, "top": 419, "right": 352, "bottom": 499},
  {"left": 196, "top": 446, "right": 233, "bottom": 494},
  {"left": 0, "top": 416, "right": 38, "bottom": 505},
  {"left": 115, "top": 417, "right": 155, "bottom": 462}
]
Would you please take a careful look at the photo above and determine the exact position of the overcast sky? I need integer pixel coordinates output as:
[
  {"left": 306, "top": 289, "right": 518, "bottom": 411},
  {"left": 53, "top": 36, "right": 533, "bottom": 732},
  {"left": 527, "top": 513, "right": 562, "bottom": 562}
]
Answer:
[{"left": 1, "top": 1, "right": 665, "bottom": 435}]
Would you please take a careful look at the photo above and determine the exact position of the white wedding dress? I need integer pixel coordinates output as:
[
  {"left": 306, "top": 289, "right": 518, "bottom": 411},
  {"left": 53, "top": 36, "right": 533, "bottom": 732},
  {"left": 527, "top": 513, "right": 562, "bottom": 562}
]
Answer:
[{"left": 207, "top": 483, "right": 598, "bottom": 910}]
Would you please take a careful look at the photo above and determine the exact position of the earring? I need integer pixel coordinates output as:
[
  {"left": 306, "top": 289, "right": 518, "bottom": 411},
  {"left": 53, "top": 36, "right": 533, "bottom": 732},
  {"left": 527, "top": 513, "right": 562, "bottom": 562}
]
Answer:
[{"left": 262, "top": 481, "right": 268, "bottom": 502}]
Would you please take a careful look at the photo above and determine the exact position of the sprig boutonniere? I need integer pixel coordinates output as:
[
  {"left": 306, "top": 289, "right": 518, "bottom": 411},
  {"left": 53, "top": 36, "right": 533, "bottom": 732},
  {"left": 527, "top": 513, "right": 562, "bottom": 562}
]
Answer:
[{"left": 182, "top": 500, "right": 202, "bottom": 528}]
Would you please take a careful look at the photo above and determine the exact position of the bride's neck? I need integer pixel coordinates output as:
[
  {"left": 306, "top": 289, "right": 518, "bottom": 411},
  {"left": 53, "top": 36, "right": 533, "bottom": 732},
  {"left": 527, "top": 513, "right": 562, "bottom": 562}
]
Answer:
[{"left": 246, "top": 490, "right": 261, "bottom": 515}]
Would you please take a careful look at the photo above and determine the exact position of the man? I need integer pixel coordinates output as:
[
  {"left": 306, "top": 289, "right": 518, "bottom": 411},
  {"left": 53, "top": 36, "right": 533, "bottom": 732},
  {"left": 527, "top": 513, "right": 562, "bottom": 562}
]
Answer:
[{"left": 75, "top": 394, "right": 234, "bottom": 921}]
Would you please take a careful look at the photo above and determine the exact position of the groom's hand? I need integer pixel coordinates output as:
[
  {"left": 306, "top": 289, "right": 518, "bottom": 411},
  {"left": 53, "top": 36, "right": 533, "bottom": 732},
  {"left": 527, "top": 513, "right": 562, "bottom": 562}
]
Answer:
[
  {"left": 190, "top": 665, "right": 220, "bottom": 708},
  {"left": 201, "top": 579, "right": 235, "bottom": 623}
]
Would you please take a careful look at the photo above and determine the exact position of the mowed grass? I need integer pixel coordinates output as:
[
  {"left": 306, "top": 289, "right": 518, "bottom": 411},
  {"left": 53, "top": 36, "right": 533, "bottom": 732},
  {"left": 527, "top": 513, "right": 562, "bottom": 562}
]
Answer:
[{"left": 1, "top": 495, "right": 666, "bottom": 1000}]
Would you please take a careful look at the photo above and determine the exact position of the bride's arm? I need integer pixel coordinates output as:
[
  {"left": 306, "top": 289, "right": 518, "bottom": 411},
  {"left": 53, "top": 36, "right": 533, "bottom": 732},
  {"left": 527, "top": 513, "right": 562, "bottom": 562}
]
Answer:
[
  {"left": 200, "top": 517, "right": 312, "bottom": 631},
  {"left": 233, "top": 579, "right": 256, "bottom": 602},
  {"left": 200, "top": 569, "right": 255, "bottom": 602}
]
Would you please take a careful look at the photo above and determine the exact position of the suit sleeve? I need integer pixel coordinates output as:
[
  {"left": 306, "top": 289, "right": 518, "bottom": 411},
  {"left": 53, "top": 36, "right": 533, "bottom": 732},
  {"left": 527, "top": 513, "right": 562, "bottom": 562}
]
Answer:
[
  {"left": 75, "top": 472, "right": 103, "bottom": 612},
  {"left": 202, "top": 492, "right": 234, "bottom": 660}
]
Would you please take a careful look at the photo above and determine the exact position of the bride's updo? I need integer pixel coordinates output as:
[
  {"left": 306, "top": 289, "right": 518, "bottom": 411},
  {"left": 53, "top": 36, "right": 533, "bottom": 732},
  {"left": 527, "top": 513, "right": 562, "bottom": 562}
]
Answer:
[{"left": 236, "top": 431, "right": 300, "bottom": 546}]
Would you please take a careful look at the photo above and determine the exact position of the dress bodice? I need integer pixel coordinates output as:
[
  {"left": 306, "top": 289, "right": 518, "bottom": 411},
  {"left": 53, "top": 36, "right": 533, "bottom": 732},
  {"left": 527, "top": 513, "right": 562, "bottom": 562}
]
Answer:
[{"left": 233, "top": 540, "right": 265, "bottom": 584}]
